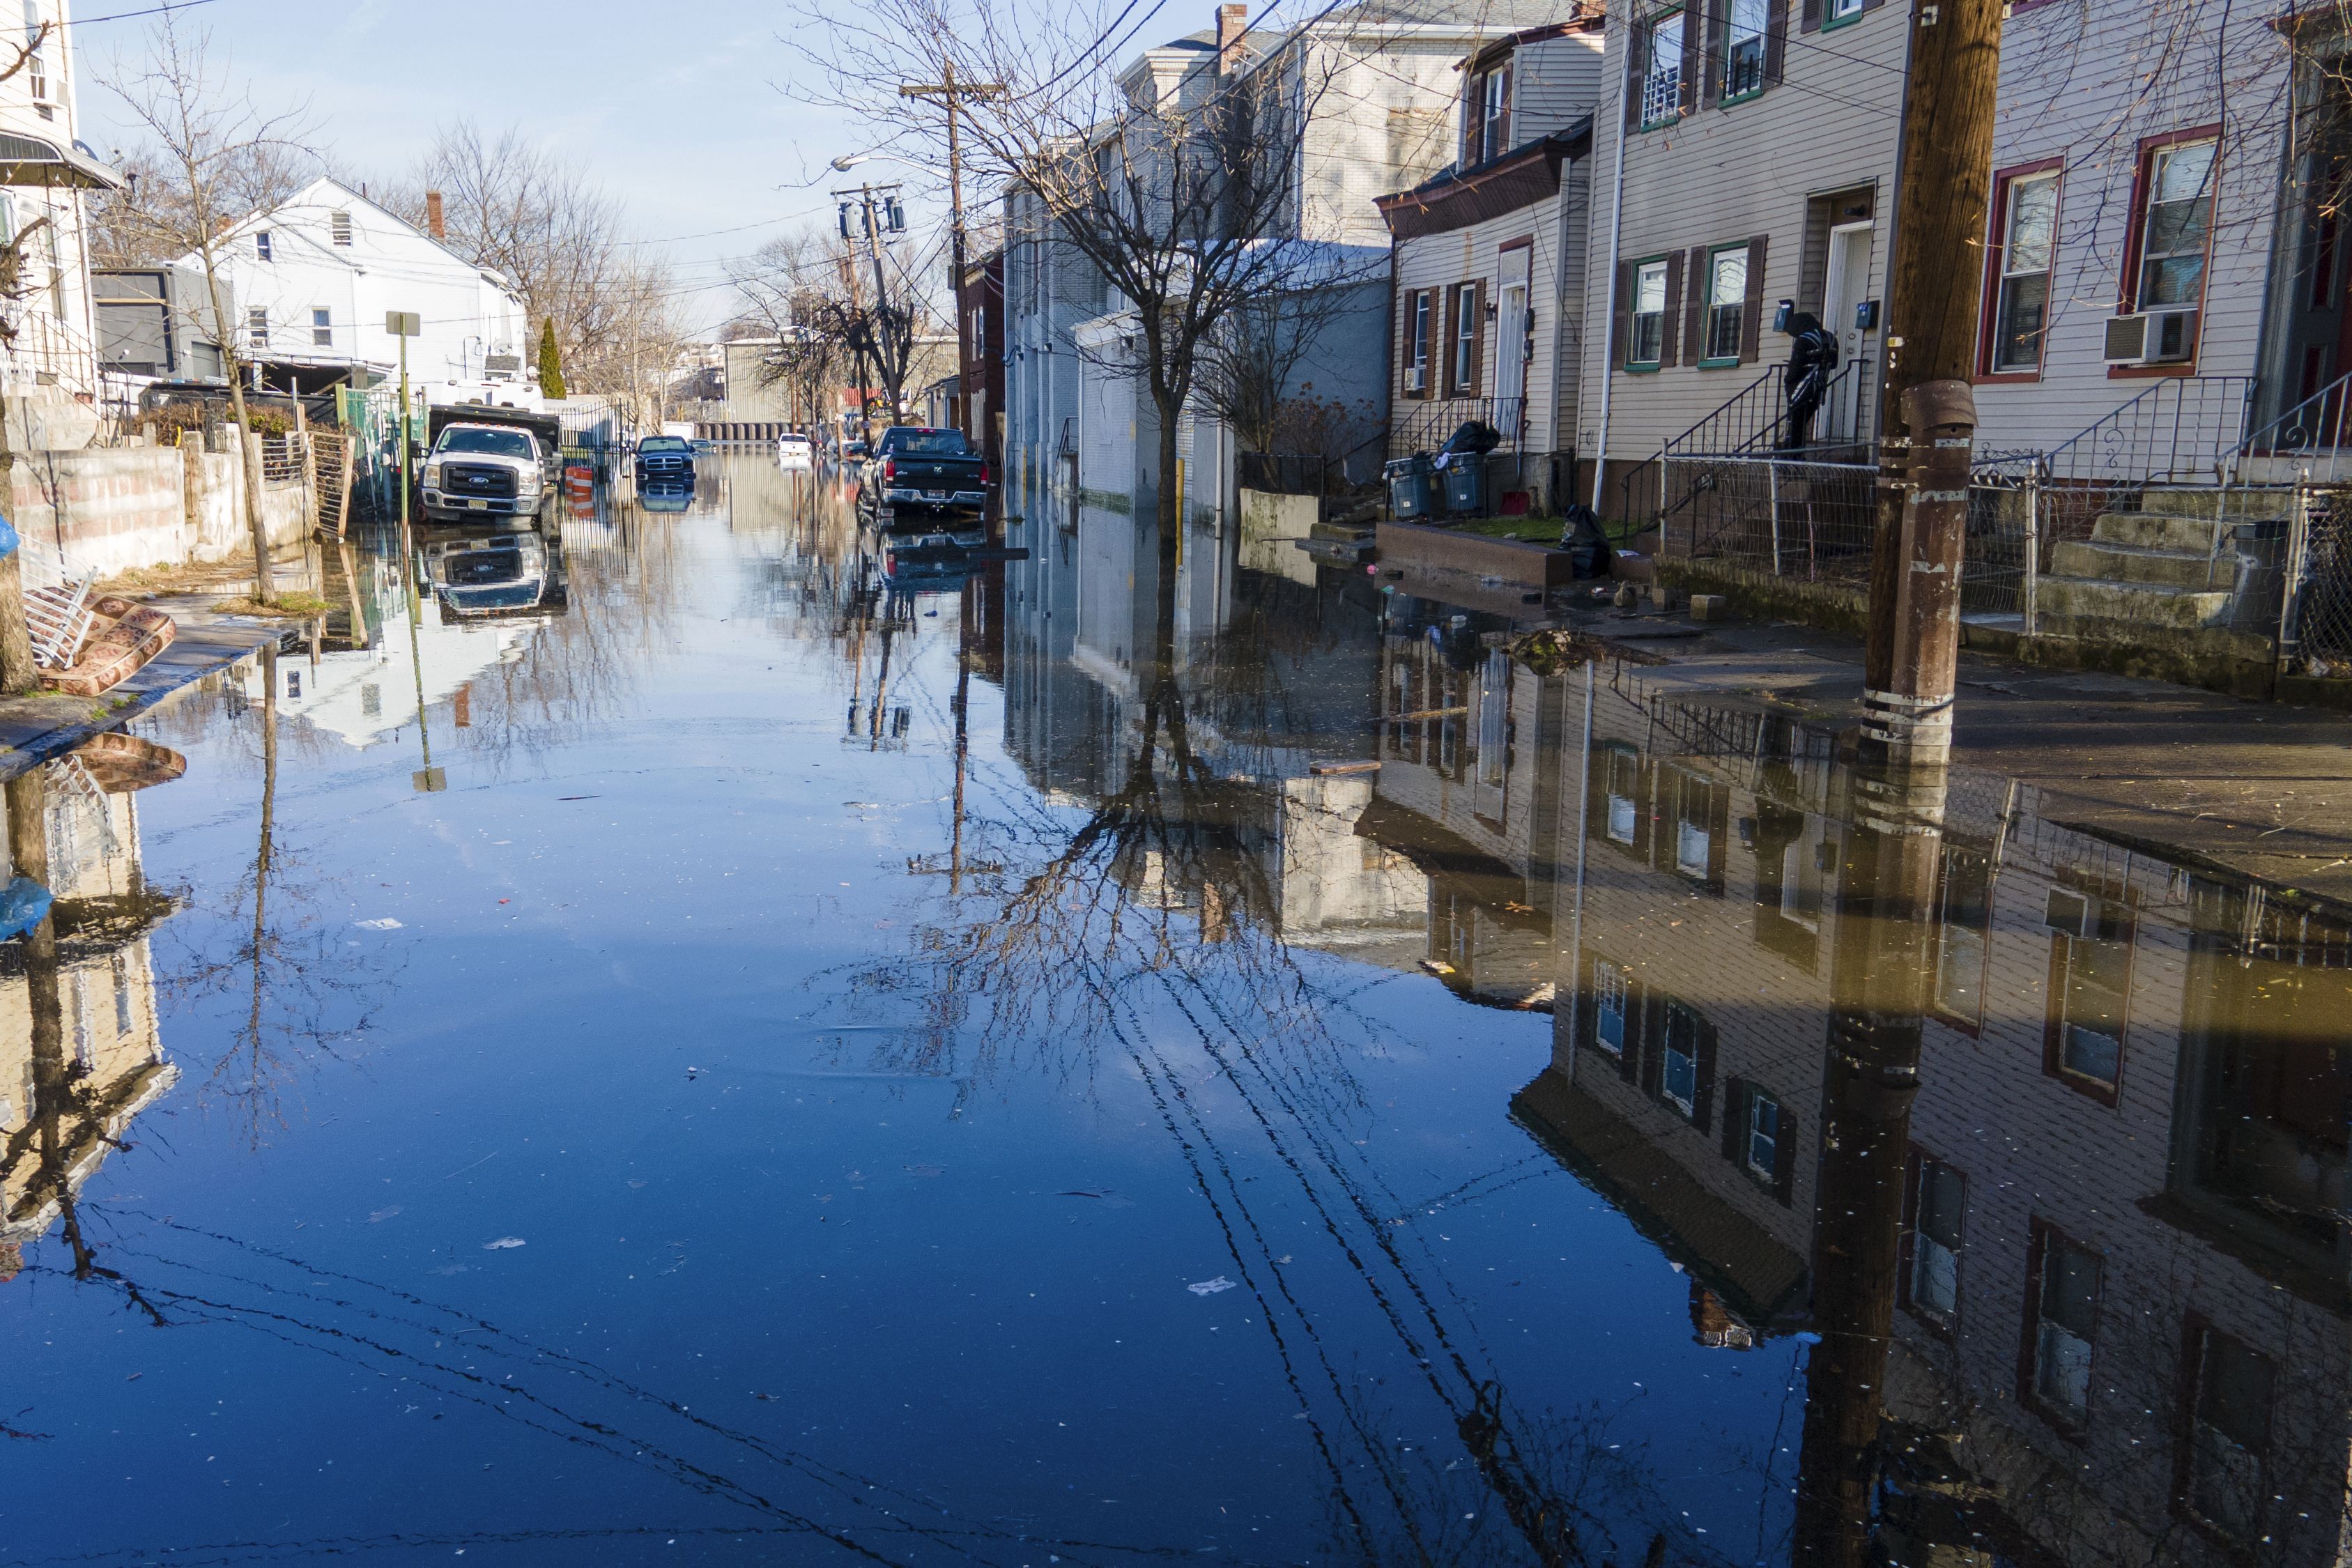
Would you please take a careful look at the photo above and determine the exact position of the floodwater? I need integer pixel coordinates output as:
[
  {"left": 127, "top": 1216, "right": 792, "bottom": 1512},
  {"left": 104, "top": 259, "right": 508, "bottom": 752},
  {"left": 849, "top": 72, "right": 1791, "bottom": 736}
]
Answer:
[{"left": 1, "top": 453, "right": 2344, "bottom": 1567}]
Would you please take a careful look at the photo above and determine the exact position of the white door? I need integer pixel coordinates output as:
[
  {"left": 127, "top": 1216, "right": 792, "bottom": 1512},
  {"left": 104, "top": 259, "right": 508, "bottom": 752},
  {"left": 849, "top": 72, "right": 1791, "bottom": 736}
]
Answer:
[
  {"left": 1820, "top": 223, "right": 1873, "bottom": 441},
  {"left": 1496, "top": 246, "right": 1532, "bottom": 443}
]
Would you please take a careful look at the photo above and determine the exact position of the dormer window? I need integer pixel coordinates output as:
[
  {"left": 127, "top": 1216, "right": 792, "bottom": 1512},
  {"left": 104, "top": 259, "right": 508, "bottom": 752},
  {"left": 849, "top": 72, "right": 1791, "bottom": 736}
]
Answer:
[
  {"left": 22, "top": 1, "right": 46, "bottom": 102},
  {"left": 330, "top": 210, "right": 353, "bottom": 246},
  {"left": 1462, "top": 59, "right": 1512, "bottom": 166},
  {"left": 255, "top": 230, "right": 273, "bottom": 261}
]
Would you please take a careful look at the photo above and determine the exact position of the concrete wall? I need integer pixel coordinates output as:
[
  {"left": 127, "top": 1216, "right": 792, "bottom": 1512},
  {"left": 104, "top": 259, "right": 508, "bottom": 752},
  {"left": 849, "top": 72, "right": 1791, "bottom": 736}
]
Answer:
[{"left": 8, "top": 436, "right": 312, "bottom": 575}]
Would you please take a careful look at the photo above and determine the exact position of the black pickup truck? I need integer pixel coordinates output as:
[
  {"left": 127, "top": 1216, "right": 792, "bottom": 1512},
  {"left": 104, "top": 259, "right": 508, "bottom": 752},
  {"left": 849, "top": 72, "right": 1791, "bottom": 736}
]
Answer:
[{"left": 861, "top": 426, "right": 990, "bottom": 516}]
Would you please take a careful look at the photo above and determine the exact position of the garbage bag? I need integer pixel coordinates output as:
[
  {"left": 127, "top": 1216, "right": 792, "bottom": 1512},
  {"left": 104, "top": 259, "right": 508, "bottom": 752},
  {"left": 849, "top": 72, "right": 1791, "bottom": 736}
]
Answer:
[
  {"left": 1560, "top": 505, "right": 1608, "bottom": 578},
  {"left": 1437, "top": 421, "right": 1502, "bottom": 456}
]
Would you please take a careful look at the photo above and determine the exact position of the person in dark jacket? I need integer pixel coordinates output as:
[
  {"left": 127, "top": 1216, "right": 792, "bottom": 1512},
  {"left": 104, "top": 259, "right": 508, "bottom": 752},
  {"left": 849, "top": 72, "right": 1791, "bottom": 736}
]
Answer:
[{"left": 1779, "top": 311, "right": 1838, "bottom": 453}]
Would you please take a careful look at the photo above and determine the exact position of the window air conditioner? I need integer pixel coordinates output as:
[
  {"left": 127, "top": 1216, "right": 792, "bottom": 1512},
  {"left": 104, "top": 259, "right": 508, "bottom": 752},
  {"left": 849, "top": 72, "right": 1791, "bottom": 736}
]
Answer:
[
  {"left": 1404, "top": 366, "right": 1426, "bottom": 392},
  {"left": 2103, "top": 309, "right": 2199, "bottom": 367}
]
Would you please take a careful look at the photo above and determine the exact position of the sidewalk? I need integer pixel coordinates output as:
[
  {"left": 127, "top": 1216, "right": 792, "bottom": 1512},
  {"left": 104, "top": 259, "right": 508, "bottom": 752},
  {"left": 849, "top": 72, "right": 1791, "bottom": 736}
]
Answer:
[
  {"left": 0, "top": 597, "right": 288, "bottom": 784},
  {"left": 1550, "top": 593, "right": 2352, "bottom": 905}
]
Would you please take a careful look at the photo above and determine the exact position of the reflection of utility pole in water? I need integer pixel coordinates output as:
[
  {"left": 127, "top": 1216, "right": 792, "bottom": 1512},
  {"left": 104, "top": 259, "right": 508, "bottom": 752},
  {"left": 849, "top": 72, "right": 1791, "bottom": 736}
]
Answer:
[
  {"left": 869, "top": 623, "right": 896, "bottom": 750},
  {"left": 248, "top": 645, "right": 279, "bottom": 1106},
  {"left": 1792, "top": 755, "right": 1948, "bottom": 1568},
  {"left": 6, "top": 767, "right": 70, "bottom": 1266}
]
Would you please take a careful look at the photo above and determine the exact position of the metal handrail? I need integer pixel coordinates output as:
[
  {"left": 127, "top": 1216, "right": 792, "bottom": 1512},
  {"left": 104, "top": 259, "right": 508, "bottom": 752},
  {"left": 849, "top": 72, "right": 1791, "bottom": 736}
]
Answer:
[
  {"left": 1976, "top": 375, "right": 2255, "bottom": 491},
  {"left": 21, "top": 544, "right": 99, "bottom": 670},
  {"left": 1389, "top": 396, "right": 1525, "bottom": 459},
  {"left": 2230, "top": 369, "right": 2352, "bottom": 485}
]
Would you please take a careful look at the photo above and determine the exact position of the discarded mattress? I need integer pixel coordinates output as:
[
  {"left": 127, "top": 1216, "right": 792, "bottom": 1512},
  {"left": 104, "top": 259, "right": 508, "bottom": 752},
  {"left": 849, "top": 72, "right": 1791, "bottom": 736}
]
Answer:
[
  {"left": 70, "top": 730, "right": 187, "bottom": 792},
  {"left": 45, "top": 597, "right": 175, "bottom": 698}
]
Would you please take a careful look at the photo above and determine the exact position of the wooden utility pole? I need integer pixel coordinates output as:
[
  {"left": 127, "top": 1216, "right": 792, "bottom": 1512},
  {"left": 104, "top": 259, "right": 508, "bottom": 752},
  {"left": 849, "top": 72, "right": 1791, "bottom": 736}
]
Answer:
[
  {"left": 900, "top": 66, "right": 1006, "bottom": 449},
  {"left": 1861, "top": 0, "right": 2006, "bottom": 765}
]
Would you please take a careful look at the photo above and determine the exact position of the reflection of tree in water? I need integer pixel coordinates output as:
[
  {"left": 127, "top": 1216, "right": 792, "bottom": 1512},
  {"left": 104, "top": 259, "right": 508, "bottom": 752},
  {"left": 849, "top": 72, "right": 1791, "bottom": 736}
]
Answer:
[
  {"left": 837, "top": 561, "right": 1725, "bottom": 1565},
  {"left": 158, "top": 645, "right": 399, "bottom": 1146}
]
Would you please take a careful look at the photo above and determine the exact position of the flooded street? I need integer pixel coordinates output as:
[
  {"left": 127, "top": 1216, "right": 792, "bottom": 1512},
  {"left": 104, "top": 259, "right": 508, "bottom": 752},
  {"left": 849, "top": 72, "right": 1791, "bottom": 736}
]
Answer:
[{"left": 2, "top": 454, "right": 2344, "bottom": 1566}]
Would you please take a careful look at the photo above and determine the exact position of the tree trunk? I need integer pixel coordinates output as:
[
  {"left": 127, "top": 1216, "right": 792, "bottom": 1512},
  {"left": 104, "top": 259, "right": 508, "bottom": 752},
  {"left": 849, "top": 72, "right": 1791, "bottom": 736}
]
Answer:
[
  {"left": 0, "top": 412, "right": 36, "bottom": 695},
  {"left": 199, "top": 250, "right": 275, "bottom": 606}
]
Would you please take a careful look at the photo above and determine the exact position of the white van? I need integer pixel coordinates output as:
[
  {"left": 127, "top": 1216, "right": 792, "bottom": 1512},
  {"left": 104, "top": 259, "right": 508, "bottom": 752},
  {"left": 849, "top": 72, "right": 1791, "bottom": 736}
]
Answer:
[{"left": 776, "top": 431, "right": 815, "bottom": 468}]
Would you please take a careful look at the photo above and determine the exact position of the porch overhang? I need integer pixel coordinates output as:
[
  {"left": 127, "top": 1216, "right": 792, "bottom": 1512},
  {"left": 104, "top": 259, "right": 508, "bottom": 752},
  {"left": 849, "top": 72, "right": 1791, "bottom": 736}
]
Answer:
[
  {"left": 1376, "top": 121, "right": 1591, "bottom": 243},
  {"left": 0, "top": 132, "right": 123, "bottom": 190}
]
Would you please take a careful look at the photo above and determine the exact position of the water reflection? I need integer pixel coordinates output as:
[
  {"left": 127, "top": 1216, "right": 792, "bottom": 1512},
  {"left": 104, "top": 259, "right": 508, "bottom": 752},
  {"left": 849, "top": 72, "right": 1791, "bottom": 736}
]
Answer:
[{"left": 0, "top": 455, "right": 2338, "bottom": 1564}]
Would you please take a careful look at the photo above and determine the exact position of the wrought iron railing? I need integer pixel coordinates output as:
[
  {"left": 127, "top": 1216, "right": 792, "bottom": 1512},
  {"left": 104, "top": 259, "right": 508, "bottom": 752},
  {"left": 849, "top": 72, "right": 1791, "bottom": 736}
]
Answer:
[
  {"left": 1388, "top": 396, "right": 1523, "bottom": 460},
  {"left": 2229, "top": 369, "right": 2352, "bottom": 486},
  {"left": 1638, "top": 358, "right": 1873, "bottom": 537}
]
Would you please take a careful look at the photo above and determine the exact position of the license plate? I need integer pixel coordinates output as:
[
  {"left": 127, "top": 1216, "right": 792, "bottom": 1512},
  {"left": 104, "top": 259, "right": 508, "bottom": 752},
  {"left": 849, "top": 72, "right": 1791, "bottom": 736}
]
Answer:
[
  {"left": 468, "top": 498, "right": 489, "bottom": 510},
  {"left": 926, "top": 490, "right": 948, "bottom": 500}
]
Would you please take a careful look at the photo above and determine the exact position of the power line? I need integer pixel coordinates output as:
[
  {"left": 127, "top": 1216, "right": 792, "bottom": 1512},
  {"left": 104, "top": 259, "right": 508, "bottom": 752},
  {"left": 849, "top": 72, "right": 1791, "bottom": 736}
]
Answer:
[{"left": 63, "top": 0, "right": 223, "bottom": 25}]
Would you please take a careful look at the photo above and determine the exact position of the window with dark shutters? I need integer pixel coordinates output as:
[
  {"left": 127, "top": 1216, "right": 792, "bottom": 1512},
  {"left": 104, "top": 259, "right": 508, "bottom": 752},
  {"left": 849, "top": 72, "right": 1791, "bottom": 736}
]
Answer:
[
  {"left": 1661, "top": 250, "right": 1685, "bottom": 366},
  {"left": 1677, "top": 1, "right": 1704, "bottom": 115},
  {"left": 1742, "top": 233, "right": 1769, "bottom": 361},
  {"left": 1682, "top": 245, "right": 1707, "bottom": 366},
  {"left": 1764, "top": 0, "right": 1789, "bottom": 84},
  {"left": 1467, "top": 279, "right": 1486, "bottom": 394},
  {"left": 1625, "top": 15, "right": 1650, "bottom": 130},
  {"left": 1613, "top": 261, "right": 1635, "bottom": 371}
]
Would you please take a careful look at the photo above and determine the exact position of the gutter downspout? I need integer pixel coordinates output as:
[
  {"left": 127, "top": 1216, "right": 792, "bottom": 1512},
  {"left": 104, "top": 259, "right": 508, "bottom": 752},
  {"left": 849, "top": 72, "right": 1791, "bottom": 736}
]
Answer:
[
  {"left": 1588, "top": 52, "right": 1630, "bottom": 516},
  {"left": 1546, "top": 146, "right": 1576, "bottom": 509}
]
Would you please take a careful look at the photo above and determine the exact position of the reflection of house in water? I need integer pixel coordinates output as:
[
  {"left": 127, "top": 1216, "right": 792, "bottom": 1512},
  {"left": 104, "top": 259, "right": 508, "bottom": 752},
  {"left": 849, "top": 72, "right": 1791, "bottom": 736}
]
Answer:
[
  {"left": 252, "top": 550, "right": 544, "bottom": 746},
  {"left": 0, "top": 746, "right": 183, "bottom": 1277},
  {"left": 1363, "top": 598, "right": 1569, "bottom": 1008},
  {"left": 1519, "top": 666, "right": 2351, "bottom": 1565}
]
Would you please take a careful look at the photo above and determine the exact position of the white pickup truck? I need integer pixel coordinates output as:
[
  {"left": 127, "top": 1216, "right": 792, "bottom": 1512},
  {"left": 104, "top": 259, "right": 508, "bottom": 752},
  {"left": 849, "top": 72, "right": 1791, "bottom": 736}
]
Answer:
[{"left": 419, "top": 413, "right": 558, "bottom": 528}]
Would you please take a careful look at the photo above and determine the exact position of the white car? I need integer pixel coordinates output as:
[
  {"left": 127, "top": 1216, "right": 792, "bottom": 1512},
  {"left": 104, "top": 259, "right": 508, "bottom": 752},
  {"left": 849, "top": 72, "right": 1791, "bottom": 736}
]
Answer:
[{"left": 776, "top": 431, "right": 815, "bottom": 468}]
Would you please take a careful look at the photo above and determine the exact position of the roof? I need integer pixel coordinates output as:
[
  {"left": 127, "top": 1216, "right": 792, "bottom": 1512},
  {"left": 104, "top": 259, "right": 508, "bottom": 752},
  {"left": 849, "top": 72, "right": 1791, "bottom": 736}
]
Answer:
[
  {"left": 1510, "top": 1064, "right": 1811, "bottom": 1329},
  {"left": 1376, "top": 121, "right": 1592, "bottom": 241},
  {"left": 1460, "top": 15, "right": 1604, "bottom": 73},
  {"left": 191, "top": 177, "right": 525, "bottom": 304}
]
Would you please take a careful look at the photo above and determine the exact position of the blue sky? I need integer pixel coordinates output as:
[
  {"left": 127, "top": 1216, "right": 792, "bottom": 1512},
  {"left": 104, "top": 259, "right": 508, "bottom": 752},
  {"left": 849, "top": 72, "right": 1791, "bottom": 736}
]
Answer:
[{"left": 73, "top": 0, "right": 923, "bottom": 334}]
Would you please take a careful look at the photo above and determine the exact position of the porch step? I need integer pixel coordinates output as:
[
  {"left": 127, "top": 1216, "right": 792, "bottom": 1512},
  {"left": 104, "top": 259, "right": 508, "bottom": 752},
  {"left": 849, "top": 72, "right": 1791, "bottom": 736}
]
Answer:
[
  {"left": 2050, "top": 538, "right": 2241, "bottom": 592},
  {"left": 2134, "top": 486, "right": 2295, "bottom": 523},
  {"left": 2089, "top": 509, "right": 2236, "bottom": 554},
  {"left": 2035, "top": 574, "right": 2237, "bottom": 631}
]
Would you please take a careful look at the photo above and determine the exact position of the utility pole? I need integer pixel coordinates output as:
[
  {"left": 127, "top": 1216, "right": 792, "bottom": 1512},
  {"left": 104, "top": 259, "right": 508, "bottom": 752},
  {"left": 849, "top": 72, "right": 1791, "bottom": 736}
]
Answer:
[
  {"left": 1861, "top": 0, "right": 2005, "bottom": 767},
  {"left": 900, "top": 66, "right": 1006, "bottom": 449},
  {"left": 834, "top": 182, "right": 909, "bottom": 437}
]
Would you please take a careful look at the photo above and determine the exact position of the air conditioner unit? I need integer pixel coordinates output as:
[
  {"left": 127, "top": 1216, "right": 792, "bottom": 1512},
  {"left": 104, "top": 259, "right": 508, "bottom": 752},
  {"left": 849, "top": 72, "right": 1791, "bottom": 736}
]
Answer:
[
  {"left": 2103, "top": 309, "right": 2199, "bottom": 367},
  {"left": 1404, "top": 365, "right": 1427, "bottom": 392}
]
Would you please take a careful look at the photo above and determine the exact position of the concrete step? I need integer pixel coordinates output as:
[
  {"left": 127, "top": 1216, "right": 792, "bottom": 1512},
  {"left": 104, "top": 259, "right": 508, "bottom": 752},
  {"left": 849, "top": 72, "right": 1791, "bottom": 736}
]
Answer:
[
  {"left": 1309, "top": 519, "right": 1375, "bottom": 543},
  {"left": 2089, "top": 509, "right": 2234, "bottom": 553},
  {"left": 2050, "top": 538, "right": 2241, "bottom": 592},
  {"left": 2036, "top": 574, "right": 2236, "bottom": 631},
  {"left": 2136, "top": 486, "right": 2295, "bottom": 522}
]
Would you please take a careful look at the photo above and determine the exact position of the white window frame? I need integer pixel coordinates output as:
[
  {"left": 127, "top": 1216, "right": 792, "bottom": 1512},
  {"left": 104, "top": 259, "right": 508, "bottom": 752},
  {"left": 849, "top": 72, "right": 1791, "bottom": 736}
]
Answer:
[
  {"left": 1743, "top": 1089, "right": 1780, "bottom": 1181},
  {"left": 1991, "top": 171, "right": 2059, "bottom": 373},
  {"left": 1639, "top": 10, "right": 1684, "bottom": 130},
  {"left": 2137, "top": 139, "right": 2217, "bottom": 312},
  {"left": 1406, "top": 290, "right": 1431, "bottom": 392},
  {"left": 1451, "top": 281, "right": 1479, "bottom": 392},
  {"left": 245, "top": 307, "right": 268, "bottom": 350},
  {"left": 255, "top": 230, "right": 273, "bottom": 262},
  {"left": 1629, "top": 259, "right": 1668, "bottom": 368},
  {"left": 310, "top": 307, "right": 332, "bottom": 347},
  {"left": 1703, "top": 244, "right": 1748, "bottom": 363}
]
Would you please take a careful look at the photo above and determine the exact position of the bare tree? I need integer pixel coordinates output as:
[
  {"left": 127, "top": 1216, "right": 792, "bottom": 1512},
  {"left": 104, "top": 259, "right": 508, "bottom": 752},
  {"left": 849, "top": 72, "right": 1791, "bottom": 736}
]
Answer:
[
  {"left": 796, "top": 0, "right": 1383, "bottom": 555},
  {"left": 386, "top": 123, "right": 684, "bottom": 417},
  {"left": 100, "top": 13, "right": 316, "bottom": 606}
]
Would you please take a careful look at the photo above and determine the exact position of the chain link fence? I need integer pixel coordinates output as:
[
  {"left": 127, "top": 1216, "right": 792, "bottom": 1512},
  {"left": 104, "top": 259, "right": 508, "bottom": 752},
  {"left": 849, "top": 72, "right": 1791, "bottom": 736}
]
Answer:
[
  {"left": 2286, "top": 489, "right": 2352, "bottom": 671},
  {"left": 1662, "top": 456, "right": 1877, "bottom": 583}
]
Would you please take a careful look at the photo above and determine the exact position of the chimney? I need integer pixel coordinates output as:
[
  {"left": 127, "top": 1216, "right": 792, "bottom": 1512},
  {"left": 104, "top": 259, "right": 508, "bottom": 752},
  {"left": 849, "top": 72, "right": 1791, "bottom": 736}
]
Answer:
[
  {"left": 1217, "top": 3, "right": 1247, "bottom": 74},
  {"left": 424, "top": 190, "right": 446, "bottom": 240}
]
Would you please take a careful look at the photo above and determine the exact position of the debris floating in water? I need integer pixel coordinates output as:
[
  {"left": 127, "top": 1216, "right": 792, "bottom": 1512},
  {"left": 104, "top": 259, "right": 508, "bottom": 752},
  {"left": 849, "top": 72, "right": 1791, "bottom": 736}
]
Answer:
[
  {"left": 481, "top": 1237, "right": 527, "bottom": 1251},
  {"left": 355, "top": 918, "right": 402, "bottom": 930},
  {"left": 1187, "top": 1276, "right": 1236, "bottom": 1296}
]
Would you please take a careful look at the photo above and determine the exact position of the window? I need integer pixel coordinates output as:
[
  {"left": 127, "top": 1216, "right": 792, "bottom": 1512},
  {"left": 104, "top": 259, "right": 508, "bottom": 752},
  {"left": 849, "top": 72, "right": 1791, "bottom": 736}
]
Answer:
[
  {"left": 1905, "top": 1156, "right": 1966, "bottom": 1323},
  {"left": 2045, "top": 887, "right": 2131, "bottom": 1099},
  {"left": 1722, "top": 0, "right": 1767, "bottom": 100},
  {"left": 1659, "top": 1002, "right": 1701, "bottom": 1115},
  {"left": 1629, "top": 259, "right": 1668, "bottom": 367},
  {"left": 330, "top": 210, "right": 355, "bottom": 247},
  {"left": 1704, "top": 245, "right": 1749, "bottom": 362},
  {"left": 110, "top": 954, "right": 131, "bottom": 1038},
  {"left": 1451, "top": 281, "right": 1479, "bottom": 393},
  {"left": 1592, "top": 959, "right": 1629, "bottom": 1056},
  {"left": 1660, "top": 767, "right": 1727, "bottom": 891},
  {"left": 311, "top": 308, "right": 332, "bottom": 346},
  {"left": 1933, "top": 846, "right": 1992, "bottom": 1025},
  {"left": 1466, "top": 62, "right": 1512, "bottom": 164},
  {"left": 2024, "top": 1225, "right": 2100, "bottom": 1424},
  {"left": 2137, "top": 139, "right": 2215, "bottom": 312},
  {"left": 1742, "top": 1089, "right": 1781, "bottom": 1181},
  {"left": 1406, "top": 290, "right": 1432, "bottom": 393},
  {"left": 23, "top": 1, "right": 44, "bottom": 101},
  {"left": 2181, "top": 1325, "right": 2273, "bottom": 1544},
  {"left": 1639, "top": 11, "right": 1684, "bottom": 129},
  {"left": 1990, "top": 171, "right": 2059, "bottom": 372},
  {"left": 246, "top": 307, "right": 268, "bottom": 350},
  {"left": 1600, "top": 743, "right": 1642, "bottom": 846},
  {"left": 255, "top": 230, "right": 274, "bottom": 262},
  {"left": 1824, "top": 0, "right": 1863, "bottom": 22}
]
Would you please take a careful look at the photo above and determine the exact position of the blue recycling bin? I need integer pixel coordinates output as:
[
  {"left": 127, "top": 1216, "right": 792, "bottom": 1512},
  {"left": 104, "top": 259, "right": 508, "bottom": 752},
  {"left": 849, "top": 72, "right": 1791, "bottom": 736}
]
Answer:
[
  {"left": 1436, "top": 452, "right": 1489, "bottom": 517},
  {"left": 1385, "top": 456, "right": 1436, "bottom": 521}
]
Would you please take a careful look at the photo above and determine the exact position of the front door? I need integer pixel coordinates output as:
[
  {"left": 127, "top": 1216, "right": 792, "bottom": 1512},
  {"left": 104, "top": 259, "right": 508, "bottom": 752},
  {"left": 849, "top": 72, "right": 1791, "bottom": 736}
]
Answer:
[
  {"left": 1819, "top": 222, "right": 1873, "bottom": 442},
  {"left": 1496, "top": 244, "right": 1532, "bottom": 445}
]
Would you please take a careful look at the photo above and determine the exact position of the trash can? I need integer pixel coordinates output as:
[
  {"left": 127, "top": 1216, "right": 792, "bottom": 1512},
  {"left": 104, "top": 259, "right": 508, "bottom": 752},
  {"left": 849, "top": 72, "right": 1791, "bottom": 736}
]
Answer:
[
  {"left": 1436, "top": 452, "right": 1488, "bottom": 517},
  {"left": 1385, "top": 455, "right": 1436, "bottom": 521}
]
